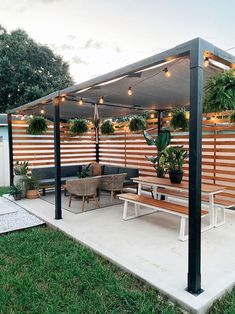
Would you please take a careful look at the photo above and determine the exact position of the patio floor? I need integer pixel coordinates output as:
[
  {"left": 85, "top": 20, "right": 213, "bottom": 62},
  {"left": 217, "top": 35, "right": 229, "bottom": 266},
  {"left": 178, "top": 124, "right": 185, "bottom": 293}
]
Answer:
[{"left": 4, "top": 194, "right": 235, "bottom": 314}]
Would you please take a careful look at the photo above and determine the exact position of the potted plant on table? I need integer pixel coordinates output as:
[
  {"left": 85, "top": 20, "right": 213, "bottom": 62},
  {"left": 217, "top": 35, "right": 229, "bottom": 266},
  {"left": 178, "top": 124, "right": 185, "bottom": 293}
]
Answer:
[
  {"left": 164, "top": 146, "right": 188, "bottom": 184},
  {"left": 9, "top": 184, "right": 22, "bottom": 200},
  {"left": 23, "top": 176, "right": 40, "bottom": 199},
  {"left": 144, "top": 129, "right": 171, "bottom": 178}
]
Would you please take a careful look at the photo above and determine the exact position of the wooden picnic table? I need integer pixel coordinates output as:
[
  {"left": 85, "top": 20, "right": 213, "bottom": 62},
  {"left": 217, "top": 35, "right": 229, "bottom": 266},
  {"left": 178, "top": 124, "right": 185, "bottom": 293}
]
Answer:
[{"left": 132, "top": 176, "right": 226, "bottom": 227}]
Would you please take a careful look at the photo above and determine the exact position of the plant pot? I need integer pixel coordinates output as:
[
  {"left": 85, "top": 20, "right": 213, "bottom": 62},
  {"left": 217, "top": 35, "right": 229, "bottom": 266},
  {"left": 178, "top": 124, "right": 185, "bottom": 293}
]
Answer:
[
  {"left": 14, "top": 175, "right": 26, "bottom": 198},
  {"left": 169, "top": 170, "right": 183, "bottom": 184},
  {"left": 26, "top": 190, "right": 39, "bottom": 199},
  {"left": 13, "top": 193, "right": 22, "bottom": 201}
]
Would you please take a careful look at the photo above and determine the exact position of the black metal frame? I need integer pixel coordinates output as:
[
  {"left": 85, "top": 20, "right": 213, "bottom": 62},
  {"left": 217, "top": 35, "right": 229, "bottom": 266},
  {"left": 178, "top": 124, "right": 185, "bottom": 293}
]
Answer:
[
  {"left": 7, "top": 113, "right": 14, "bottom": 186},
  {"left": 54, "top": 95, "right": 62, "bottom": 220},
  {"left": 10, "top": 38, "right": 235, "bottom": 296}
]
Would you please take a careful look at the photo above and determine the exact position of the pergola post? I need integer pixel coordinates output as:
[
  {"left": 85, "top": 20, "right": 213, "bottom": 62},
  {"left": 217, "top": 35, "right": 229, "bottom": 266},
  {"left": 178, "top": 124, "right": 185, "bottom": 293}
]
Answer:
[
  {"left": 187, "top": 39, "right": 204, "bottom": 295},
  {"left": 7, "top": 113, "right": 14, "bottom": 186},
  {"left": 54, "top": 96, "right": 62, "bottom": 220},
  {"left": 157, "top": 110, "right": 162, "bottom": 134}
]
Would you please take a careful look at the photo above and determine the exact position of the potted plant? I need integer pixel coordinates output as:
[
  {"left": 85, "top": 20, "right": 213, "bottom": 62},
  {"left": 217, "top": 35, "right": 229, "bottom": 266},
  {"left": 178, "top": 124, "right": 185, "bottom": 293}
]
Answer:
[
  {"left": 9, "top": 184, "right": 22, "bottom": 200},
  {"left": 23, "top": 176, "right": 40, "bottom": 199},
  {"left": 27, "top": 116, "right": 48, "bottom": 135},
  {"left": 204, "top": 70, "right": 235, "bottom": 113},
  {"left": 69, "top": 118, "right": 88, "bottom": 135},
  {"left": 164, "top": 146, "right": 188, "bottom": 183},
  {"left": 100, "top": 120, "right": 115, "bottom": 135},
  {"left": 170, "top": 108, "right": 189, "bottom": 131},
  {"left": 77, "top": 164, "right": 92, "bottom": 178},
  {"left": 13, "top": 161, "right": 29, "bottom": 197},
  {"left": 129, "top": 116, "right": 146, "bottom": 132},
  {"left": 144, "top": 130, "right": 171, "bottom": 178}
]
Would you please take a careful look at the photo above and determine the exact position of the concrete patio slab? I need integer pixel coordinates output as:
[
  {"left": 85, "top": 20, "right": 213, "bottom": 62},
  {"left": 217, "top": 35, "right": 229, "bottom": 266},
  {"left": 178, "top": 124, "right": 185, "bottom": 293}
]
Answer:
[{"left": 4, "top": 194, "right": 235, "bottom": 314}]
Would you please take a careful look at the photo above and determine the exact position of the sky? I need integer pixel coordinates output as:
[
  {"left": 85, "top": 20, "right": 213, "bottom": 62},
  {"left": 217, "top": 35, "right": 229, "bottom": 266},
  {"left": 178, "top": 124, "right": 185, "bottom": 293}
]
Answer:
[{"left": 0, "top": 0, "right": 234, "bottom": 83}]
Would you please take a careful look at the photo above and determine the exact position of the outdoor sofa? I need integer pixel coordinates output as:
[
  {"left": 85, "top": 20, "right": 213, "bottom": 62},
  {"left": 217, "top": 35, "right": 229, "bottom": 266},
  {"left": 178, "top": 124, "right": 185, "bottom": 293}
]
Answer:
[{"left": 31, "top": 164, "right": 139, "bottom": 195}]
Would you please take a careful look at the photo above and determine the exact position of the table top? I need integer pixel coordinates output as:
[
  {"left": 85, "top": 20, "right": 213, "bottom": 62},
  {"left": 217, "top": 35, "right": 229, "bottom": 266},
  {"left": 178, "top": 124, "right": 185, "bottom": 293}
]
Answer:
[{"left": 132, "top": 176, "right": 225, "bottom": 194}]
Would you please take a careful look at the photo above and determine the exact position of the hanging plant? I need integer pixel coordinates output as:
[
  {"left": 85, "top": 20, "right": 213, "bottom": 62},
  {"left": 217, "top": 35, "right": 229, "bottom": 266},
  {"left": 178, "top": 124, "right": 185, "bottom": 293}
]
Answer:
[
  {"left": 100, "top": 120, "right": 115, "bottom": 135},
  {"left": 69, "top": 118, "right": 88, "bottom": 135},
  {"left": 170, "top": 108, "right": 189, "bottom": 131},
  {"left": 229, "top": 111, "right": 235, "bottom": 123},
  {"left": 204, "top": 70, "right": 235, "bottom": 113},
  {"left": 27, "top": 116, "right": 48, "bottom": 135},
  {"left": 129, "top": 115, "right": 146, "bottom": 132}
]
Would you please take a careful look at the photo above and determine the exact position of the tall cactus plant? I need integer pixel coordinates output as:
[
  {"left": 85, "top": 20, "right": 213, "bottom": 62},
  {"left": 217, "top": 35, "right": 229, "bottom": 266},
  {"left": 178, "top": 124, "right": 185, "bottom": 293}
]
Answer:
[{"left": 144, "top": 129, "right": 171, "bottom": 177}]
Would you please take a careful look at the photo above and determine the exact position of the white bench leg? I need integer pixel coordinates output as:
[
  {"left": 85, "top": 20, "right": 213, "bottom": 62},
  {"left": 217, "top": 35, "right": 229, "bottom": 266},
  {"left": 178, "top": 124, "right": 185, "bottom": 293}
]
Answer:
[
  {"left": 179, "top": 217, "right": 187, "bottom": 241},
  {"left": 215, "top": 206, "right": 226, "bottom": 227},
  {"left": 209, "top": 194, "right": 215, "bottom": 227},
  {"left": 123, "top": 201, "right": 128, "bottom": 220}
]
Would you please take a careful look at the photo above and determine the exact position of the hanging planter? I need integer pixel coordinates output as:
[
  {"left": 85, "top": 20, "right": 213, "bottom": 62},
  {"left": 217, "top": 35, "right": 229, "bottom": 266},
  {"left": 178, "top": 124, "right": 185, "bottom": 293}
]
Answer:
[
  {"left": 170, "top": 109, "right": 189, "bottom": 131},
  {"left": 129, "top": 116, "right": 146, "bottom": 132},
  {"left": 204, "top": 70, "right": 235, "bottom": 113},
  {"left": 100, "top": 120, "right": 115, "bottom": 135},
  {"left": 229, "top": 111, "right": 235, "bottom": 123},
  {"left": 27, "top": 116, "right": 48, "bottom": 135},
  {"left": 69, "top": 119, "right": 88, "bottom": 135}
]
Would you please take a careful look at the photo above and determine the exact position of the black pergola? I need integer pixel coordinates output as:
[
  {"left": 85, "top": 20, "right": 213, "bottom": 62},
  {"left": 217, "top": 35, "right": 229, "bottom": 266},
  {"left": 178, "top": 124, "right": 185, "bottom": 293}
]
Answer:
[{"left": 9, "top": 37, "right": 235, "bottom": 295}]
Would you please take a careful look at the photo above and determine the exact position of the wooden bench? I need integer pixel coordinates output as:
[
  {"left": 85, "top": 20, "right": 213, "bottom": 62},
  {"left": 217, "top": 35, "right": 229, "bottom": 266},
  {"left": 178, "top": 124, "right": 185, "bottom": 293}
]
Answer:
[
  {"left": 118, "top": 193, "right": 208, "bottom": 241},
  {"left": 156, "top": 188, "right": 234, "bottom": 227}
]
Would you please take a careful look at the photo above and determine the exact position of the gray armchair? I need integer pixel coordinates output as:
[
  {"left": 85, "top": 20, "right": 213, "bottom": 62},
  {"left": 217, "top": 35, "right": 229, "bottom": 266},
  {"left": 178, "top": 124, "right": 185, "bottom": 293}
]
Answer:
[
  {"left": 99, "top": 173, "right": 127, "bottom": 204},
  {"left": 66, "top": 177, "right": 100, "bottom": 211}
]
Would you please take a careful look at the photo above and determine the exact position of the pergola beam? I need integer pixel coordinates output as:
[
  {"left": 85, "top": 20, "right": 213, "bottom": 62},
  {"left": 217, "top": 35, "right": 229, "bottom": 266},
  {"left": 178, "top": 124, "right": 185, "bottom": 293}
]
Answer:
[{"left": 7, "top": 113, "right": 14, "bottom": 186}]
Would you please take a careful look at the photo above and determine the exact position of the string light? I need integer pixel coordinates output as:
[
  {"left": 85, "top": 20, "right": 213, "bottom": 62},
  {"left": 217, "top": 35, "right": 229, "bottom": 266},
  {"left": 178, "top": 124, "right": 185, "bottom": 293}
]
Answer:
[
  {"left": 164, "top": 67, "right": 171, "bottom": 78},
  {"left": 29, "top": 114, "right": 33, "bottom": 118},
  {"left": 78, "top": 98, "right": 84, "bottom": 105},
  {"left": 204, "top": 57, "right": 209, "bottom": 67},
  {"left": 99, "top": 96, "right": 104, "bottom": 104},
  {"left": 128, "top": 87, "right": 133, "bottom": 96},
  {"left": 40, "top": 108, "right": 45, "bottom": 115},
  {"left": 150, "top": 113, "right": 155, "bottom": 119},
  {"left": 61, "top": 96, "right": 66, "bottom": 102},
  {"left": 168, "top": 112, "right": 172, "bottom": 117}
]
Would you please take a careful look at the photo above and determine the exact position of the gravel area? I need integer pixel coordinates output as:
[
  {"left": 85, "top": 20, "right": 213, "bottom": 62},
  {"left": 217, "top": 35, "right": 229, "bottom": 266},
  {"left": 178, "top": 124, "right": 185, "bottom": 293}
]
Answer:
[{"left": 0, "top": 197, "right": 45, "bottom": 234}]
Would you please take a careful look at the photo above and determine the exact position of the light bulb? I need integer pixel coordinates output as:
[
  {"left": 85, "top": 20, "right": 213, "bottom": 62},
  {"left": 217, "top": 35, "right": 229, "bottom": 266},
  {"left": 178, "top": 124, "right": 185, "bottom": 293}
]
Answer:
[
  {"left": 164, "top": 68, "right": 171, "bottom": 78},
  {"left": 61, "top": 96, "right": 66, "bottom": 102},
  {"left": 78, "top": 98, "right": 83, "bottom": 105},
  {"left": 168, "top": 112, "right": 172, "bottom": 117},
  {"left": 128, "top": 87, "right": 133, "bottom": 96},
  {"left": 204, "top": 57, "right": 209, "bottom": 67},
  {"left": 40, "top": 109, "right": 45, "bottom": 114},
  {"left": 99, "top": 96, "right": 104, "bottom": 104},
  {"left": 150, "top": 113, "right": 155, "bottom": 119},
  {"left": 30, "top": 114, "right": 33, "bottom": 118}
]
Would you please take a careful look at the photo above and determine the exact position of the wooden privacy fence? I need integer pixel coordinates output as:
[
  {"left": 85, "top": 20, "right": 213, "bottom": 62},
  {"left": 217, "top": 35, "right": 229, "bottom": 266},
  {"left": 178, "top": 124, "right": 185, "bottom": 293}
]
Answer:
[
  {"left": 12, "top": 115, "right": 235, "bottom": 202},
  {"left": 12, "top": 120, "right": 96, "bottom": 170}
]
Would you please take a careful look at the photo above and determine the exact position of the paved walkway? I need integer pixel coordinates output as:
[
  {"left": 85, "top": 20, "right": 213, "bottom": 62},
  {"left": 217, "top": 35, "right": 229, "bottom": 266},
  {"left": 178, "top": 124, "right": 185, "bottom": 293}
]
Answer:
[{"left": 0, "top": 197, "right": 45, "bottom": 234}]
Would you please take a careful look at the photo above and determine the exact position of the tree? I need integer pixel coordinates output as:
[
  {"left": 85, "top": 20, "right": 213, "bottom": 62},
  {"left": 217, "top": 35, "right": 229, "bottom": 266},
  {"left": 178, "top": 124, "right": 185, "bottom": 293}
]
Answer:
[
  {"left": 204, "top": 70, "right": 235, "bottom": 113},
  {"left": 0, "top": 25, "right": 74, "bottom": 112}
]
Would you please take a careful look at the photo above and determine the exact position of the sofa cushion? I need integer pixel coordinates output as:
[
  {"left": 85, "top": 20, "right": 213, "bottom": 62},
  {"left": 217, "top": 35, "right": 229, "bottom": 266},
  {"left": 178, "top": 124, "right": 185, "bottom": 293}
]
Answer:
[
  {"left": 61, "top": 165, "right": 82, "bottom": 177},
  {"left": 32, "top": 167, "right": 55, "bottom": 180},
  {"left": 118, "top": 167, "right": 139, "bottom": 180},
  {"left": 102, "top": 165, "right": 119, "bottom": 175}
]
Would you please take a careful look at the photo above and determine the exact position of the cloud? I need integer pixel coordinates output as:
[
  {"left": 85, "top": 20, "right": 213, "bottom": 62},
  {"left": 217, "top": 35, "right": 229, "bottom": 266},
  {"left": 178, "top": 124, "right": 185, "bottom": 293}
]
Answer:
[
  {"left": 67, "top": 34, "right": 77, "bottom": 41},
  {"left": 71, "top": 56, "right": 88, "bottom": 65},
  {"left": 84, "top": 39, "right": 103, "bottom": 49},
  {"left": 50, "top": 43, "right": 76, "bottom": 51}
]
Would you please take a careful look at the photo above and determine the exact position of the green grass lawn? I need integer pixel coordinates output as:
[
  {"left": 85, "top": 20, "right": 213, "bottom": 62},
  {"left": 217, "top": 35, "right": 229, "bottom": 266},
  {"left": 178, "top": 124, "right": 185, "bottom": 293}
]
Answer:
[
  {"left": 0, "top": 186, "right": 9, "bottom": 196},
  {"left": 0, "top": 186, "right": 234, "bottom": 313},
  {"left": 0, "top": 227, "right": 183, "bottom": 314}
]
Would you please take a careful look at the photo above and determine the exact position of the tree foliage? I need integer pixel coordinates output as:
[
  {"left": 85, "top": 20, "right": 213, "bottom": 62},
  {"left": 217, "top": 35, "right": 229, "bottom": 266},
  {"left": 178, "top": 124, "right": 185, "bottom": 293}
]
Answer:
[{"left": 0, "top": 25, "right": 74, "bottom": 112}]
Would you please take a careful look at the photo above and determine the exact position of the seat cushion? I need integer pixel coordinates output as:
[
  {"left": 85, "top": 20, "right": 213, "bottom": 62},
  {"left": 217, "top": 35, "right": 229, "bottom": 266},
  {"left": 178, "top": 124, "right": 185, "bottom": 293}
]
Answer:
[
  {"left": 61, "top": 165, "right": 82, "bottom": 177},
  {"left": 32, "top": 167, "right": 55, "bottom": 180},
  {"left": 118, "top": 167, "right": 139, "bottom": 180},
  {"left": 102, "top": 165, "right": 119, "bottom": 175}
]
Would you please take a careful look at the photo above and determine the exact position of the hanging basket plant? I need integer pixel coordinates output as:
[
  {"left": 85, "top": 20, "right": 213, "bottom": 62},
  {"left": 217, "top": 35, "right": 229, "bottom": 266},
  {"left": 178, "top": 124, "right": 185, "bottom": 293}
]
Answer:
[
  {"left": 69, "top": 118, "right": 88, "bottom": 135},
  {"left": 100, "top": 120, "right": 115, "bottom": 135},
  {"left": 229, "top": 111, "right": 235, "bottom": 123},
  {"left": 204, "top": 70, "right": 235, "bottom": 113},
  {"left": 170, "top": 108, "right": 189, "bottom": 131},
  {"left": 129, "top": 116, "right": 146, "bottom": 132},
  {"left": 27, "top": 116, "right": 48, "bottom": 135}
]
